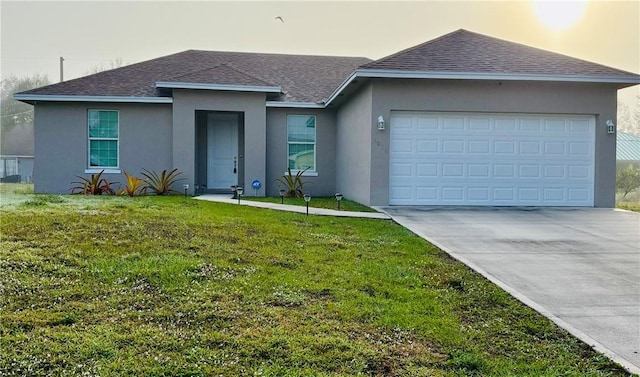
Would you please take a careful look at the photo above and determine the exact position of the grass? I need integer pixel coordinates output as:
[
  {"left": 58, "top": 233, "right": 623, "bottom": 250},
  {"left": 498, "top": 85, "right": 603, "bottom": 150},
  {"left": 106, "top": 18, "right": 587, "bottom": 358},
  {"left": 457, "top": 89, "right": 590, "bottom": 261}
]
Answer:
[
  {"left": 242, "top": 196, "right": 376, "bottom": 212},
  {"left": 616, "top": 189, "right": 640, "bottom": 212},
  {"left": 0, "top": 183, "right": 634, "bottom": 376}
]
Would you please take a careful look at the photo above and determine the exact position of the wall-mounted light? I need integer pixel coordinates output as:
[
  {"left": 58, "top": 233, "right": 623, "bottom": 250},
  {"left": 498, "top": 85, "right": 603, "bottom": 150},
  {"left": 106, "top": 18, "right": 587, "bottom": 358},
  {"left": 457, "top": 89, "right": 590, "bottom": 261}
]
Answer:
[
  {"left": 377, "top": 115, "right": 385, "bottom": 131},
  {"left": 606, "top": 120, "right": 616, "bottom": 134}
]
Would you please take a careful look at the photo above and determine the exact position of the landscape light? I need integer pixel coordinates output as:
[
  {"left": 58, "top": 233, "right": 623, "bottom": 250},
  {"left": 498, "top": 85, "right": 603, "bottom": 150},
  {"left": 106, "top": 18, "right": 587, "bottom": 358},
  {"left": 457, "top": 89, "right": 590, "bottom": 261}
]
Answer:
[
  {"left": 303, "top": 194, "right": 311, "bottom": 216},
  {"left": 335, "top": 193, "right": 343, "bottom": 210},
  {"left": 279, "top": 189, "right": 286, "bottom": 204},
  {"left": 236, "top": 187, "right": 243, "bottom": 204},
  {"left": 183, "top": 184, "right": 189, "bottom": 197}
]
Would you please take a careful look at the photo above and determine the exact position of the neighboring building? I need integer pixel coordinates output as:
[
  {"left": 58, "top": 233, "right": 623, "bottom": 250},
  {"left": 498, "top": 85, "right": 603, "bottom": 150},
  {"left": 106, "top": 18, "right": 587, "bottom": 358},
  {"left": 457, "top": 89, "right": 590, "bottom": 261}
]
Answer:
[
  {"left": 14, "top": 29, "right": 640, "bottom": 206},
  {"left": 617, "top": 131, "right": 640, "bottom": 170},
  {"left": 0, "top": 123, "right": 34, "bottom": 183}
]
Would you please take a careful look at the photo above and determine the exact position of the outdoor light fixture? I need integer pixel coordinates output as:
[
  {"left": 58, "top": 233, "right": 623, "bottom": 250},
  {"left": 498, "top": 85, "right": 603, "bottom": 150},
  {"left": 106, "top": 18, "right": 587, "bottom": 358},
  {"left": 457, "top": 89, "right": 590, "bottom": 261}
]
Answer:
[
  {"left": 335, "top": 192, "right": 343, "bottom": 210},
  {"left": 236, "top": 187, "right": 243, "bottom": 204},
  {"left": 303, "top": 194, "right": 311, "bottom": 216},
  {"left": 606, "top": 120, "right": 616, "bottom": 134},
  {"left": 183, "top": 184, "right": 189, "bottom": 197},
  {"left": 377, "top": 115, "right": 385, "bottom": 130},
  {"left": 279, "top": 189, "right": 286, "bottom": 204}
]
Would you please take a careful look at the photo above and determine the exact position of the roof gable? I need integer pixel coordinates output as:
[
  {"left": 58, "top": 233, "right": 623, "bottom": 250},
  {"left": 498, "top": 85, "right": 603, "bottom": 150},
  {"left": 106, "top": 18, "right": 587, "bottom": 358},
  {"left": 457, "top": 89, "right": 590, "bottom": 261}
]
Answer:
[
  {"left": 360, "top": 29, "right": 638, "bottom": 79},
  {"left": 161, "top": 64, "right": 278, "bottom": 87}
]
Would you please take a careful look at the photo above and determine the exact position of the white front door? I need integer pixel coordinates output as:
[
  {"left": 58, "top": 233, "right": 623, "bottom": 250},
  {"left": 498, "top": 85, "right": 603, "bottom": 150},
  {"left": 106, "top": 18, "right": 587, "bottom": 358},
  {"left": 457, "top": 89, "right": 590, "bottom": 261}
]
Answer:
[{"left": 207, "top": 113, "right": 238, "bottom": 190}]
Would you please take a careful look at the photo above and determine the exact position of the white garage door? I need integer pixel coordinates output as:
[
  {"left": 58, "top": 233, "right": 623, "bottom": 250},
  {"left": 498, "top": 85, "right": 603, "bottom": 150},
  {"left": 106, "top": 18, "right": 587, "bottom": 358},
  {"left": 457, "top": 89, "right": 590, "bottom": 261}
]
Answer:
[{"left": 389, "top": 112, "right": 595, "bottom": 206}]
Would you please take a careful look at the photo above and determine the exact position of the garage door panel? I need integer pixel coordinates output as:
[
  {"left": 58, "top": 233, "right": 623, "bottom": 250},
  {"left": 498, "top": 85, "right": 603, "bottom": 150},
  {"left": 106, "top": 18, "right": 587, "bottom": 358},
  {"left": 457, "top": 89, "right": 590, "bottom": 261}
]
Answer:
[{"left": 390, "top": 112, "right": 594, "bottom": 206}]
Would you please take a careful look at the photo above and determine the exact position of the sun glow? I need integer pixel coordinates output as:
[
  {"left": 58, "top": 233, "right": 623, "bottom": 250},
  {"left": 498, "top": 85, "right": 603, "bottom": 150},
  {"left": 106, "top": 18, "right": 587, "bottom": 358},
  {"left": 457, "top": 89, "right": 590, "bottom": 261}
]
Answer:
[{"left": 534, "top": 0, "right": 589, "bottom": 31}]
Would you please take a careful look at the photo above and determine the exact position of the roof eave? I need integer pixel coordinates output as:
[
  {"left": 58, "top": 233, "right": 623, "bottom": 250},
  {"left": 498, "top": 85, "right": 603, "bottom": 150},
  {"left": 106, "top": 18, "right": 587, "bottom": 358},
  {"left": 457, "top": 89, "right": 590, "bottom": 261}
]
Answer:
[
  {"left": 355, "top": 69, "right": 640, "bottom": 84},
  {"left": 323, "top": 69, "right": 640, "bottom": 107},
  {"left": 266, "top": 101, "right": 324, "bottom": 108},
  {"left": 155, "top": 81, "right": 282, "bottom": 93},
  {"left": 13, "top": 94, "right": 173, "bottom": 104}
]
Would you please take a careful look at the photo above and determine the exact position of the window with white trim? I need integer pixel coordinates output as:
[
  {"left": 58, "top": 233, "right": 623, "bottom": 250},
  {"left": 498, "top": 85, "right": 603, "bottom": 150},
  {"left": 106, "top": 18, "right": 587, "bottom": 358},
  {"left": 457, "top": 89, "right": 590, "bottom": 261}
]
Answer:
[
  {"left": 287, "top": 115, "right": 316, "bottom": 171},
  {"left": 88, "top": 110, "right": 119, "bottom": 168}
]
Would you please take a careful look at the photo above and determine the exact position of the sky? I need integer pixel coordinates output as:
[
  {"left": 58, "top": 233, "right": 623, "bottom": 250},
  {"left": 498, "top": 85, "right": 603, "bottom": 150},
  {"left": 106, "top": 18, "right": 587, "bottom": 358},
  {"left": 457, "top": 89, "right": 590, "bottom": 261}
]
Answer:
[{"left": 1, "top": 0, "right": 639, "bottom": 104}]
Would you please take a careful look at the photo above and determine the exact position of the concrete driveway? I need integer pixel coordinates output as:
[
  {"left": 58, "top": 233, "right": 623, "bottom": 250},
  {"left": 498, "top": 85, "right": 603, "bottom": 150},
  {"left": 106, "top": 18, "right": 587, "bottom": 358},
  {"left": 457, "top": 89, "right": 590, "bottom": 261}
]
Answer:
[{"left": 381, "top": 206, "right": 640, "bottom": 374}]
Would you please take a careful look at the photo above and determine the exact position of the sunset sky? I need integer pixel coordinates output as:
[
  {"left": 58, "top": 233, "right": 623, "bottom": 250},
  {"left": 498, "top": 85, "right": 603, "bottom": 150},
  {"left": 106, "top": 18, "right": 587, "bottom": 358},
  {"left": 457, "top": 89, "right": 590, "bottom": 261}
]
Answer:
[{"left": 1, "top": 1, "right": 638, "bottom": 103}]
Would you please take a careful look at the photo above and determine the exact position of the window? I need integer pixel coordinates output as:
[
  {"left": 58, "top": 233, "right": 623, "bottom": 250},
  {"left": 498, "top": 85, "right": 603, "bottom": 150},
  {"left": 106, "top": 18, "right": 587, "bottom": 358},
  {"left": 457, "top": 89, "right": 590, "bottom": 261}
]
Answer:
[
  {"left": 287, "top": 115, "right": 316, "bottom": 171},
  {"left": 88, "top": 110, "right": 118, "bottom": 168}
]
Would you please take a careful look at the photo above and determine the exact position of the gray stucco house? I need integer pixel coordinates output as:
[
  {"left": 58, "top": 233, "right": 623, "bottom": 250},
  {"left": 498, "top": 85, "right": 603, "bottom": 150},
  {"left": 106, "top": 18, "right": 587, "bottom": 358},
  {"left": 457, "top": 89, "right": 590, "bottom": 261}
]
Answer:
[{"left": 15, "top": 29, "right": 640, "bottom": 207}]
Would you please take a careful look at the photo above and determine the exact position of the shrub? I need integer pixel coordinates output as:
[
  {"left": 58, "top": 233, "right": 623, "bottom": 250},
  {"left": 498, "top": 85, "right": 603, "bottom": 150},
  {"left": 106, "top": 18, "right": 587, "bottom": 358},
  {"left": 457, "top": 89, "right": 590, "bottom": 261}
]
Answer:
[
  {"left": 616, "top": 166, "right": 640, "bottom": 199},
  {"left": 70, "top": 170, "right": 116, "bottom": 195},
  {"left": 141, "top": 168, "right": 183, "bottom": 196},
  {"left": 275, "top": 168, "right": 307, "bottom": 198},
  {"left": 119, "top": 171, "right": 147, "bottom": 197}
]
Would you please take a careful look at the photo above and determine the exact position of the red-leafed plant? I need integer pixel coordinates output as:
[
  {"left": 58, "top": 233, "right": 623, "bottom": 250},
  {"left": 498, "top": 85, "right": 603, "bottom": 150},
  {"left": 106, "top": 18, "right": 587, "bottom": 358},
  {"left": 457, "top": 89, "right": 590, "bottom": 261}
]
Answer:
[{"left": 70, "top": 170, "right": 116, "bottom": 195}]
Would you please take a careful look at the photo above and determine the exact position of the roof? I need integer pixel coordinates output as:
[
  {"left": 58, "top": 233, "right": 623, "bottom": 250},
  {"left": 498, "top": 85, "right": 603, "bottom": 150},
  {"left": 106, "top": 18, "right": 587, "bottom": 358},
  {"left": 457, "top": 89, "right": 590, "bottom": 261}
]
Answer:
[
  {"left": 617, "top": 131, "right": 640, "bottom": 161},
  {"left": 15, "top": 29, "right": 640, "bottom": 106},
  {"left": 18, "top": 51, "right": 372, "bottom": 103},
  {"left": 360, "top": 29, "right": 639, "bottom": 80}
]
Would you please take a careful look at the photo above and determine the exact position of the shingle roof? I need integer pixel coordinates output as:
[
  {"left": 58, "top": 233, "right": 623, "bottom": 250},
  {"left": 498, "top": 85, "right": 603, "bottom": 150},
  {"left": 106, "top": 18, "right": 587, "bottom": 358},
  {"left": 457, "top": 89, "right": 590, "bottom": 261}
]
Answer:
[
  {"left": 617, "top": 131, "right": 640, "bottom": 161},
  {"left": 162, "top": 64, "right": 277, "bottom": 87},
  {"left": 360, "top": 29, "right": 638, "bottom": 78},
  {"left": 17, "top": 29, "right": 639, "bottom": 105},
  {"left": 21, "top": 51, "right": 372, "bottom": 103}
]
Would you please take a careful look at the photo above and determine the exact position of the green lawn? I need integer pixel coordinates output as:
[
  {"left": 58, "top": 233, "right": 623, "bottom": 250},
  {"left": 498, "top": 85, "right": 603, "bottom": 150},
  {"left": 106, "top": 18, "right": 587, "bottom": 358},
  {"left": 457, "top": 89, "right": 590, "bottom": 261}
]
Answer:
[
  {"left": 0, "top": 184, "right": 632, "bottom": 376},
  {"left": 242, "top": 196, "right": 376, "bottom": 212},
  {"left": 616, "top": 190, "right": 640, "bottom": 212}
]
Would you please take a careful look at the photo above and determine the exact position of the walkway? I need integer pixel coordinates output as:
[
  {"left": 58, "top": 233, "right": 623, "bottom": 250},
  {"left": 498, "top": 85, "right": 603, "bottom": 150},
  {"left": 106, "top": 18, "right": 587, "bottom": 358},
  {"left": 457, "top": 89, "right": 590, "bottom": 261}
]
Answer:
[{"left": 194, "top": 194, "right": 391, "bottom": 219}]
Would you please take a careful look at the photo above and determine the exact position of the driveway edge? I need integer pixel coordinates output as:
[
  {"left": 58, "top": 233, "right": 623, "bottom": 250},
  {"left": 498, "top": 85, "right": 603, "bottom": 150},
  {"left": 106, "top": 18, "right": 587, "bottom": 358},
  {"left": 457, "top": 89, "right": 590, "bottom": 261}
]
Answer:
[{"left": 384, "top": 213, "right": 640, "bottom": 376}]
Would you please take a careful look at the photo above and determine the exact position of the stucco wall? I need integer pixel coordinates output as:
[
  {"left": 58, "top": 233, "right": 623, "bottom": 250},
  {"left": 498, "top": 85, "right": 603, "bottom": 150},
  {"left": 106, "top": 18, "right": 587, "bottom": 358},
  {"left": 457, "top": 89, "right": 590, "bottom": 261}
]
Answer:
[
  {"left": 335, "top": 83, "right": 374, "bottom": 205},
  {"left": 366, "top": 79, "right": 619, "bottom": 207},
  {"left": 33, "top": 102, "right": 172, "bottom": 193},
  {"left": 172, "top": 90, "right": 266, "bottom": 195},
  {"left": 266, "top": 108, "right": 337, "bottom": 197}
]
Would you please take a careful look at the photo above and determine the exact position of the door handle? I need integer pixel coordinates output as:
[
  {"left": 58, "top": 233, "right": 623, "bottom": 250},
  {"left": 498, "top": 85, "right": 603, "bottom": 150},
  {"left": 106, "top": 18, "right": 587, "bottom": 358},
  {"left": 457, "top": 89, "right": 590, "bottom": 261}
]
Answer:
[{"left": 233, "top": 156, "right": 237, "bottom": 174}]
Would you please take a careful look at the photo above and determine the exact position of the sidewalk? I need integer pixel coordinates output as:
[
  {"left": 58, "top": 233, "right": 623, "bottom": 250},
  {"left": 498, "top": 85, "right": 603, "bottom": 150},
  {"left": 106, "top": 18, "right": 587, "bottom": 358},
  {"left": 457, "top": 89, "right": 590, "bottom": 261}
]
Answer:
[{"left": 194, "top": 194, "right": 390, "bottom": 219}]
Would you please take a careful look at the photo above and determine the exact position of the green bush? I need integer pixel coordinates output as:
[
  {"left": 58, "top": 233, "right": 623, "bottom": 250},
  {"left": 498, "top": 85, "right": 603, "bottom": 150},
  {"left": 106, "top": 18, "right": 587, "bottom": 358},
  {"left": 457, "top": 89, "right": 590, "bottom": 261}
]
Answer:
[{"left": 616, "top": 166, "right": 640, "bottom": 199}]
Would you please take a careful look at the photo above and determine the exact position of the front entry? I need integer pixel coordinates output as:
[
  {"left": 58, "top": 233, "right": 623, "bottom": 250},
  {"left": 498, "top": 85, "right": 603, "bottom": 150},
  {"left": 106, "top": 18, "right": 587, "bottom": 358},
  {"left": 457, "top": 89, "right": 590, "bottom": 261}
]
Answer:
[{"left": 207, "top": 113, "right": 238, "bottom": 190}]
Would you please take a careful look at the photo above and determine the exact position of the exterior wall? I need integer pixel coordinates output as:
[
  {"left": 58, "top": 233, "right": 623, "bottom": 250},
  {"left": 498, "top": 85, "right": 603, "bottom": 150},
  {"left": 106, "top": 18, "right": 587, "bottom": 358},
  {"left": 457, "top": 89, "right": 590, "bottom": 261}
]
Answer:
[
  {"left": 366, "top": 79, "right": 619, "bottom": 207},
  {"left": 172, "top": 90, "right": 266, "bottom": 195},
  {"left": 335, "top": 83, "right": 374, "bottom": 205},
  {"left": 33, "top": 102, "right": 172, "bottom": 193},
  {"left": 266, "top": 108, "right": 337, "bottom": 197}
]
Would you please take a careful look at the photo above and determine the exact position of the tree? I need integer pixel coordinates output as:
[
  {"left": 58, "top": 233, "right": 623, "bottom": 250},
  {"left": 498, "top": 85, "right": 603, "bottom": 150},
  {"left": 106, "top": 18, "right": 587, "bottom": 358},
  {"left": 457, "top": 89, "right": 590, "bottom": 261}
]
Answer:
[
  {"left": 616, "top": 166, "right": 640, "bottom": 199},
  {"left": 84, "top": 57, "right": 127, "bottom": 75},
  {"left": 617, "top": 95, "right": 640, "bottom": 136},
  {"left": 1, "top": 74, "right": 50, "bottom": 135}
]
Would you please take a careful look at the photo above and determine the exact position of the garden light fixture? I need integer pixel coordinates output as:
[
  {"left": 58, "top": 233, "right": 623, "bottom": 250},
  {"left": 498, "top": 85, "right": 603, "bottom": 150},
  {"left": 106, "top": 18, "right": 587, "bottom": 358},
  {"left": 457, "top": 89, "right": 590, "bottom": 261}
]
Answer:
[
  {"left": 183, "top": 184, "right": 189, "bottom": 197},
  {"left": 236, "top": 186, "right": 243, "bottom": 204},
  {"left": 279, "top": 189, "right": 286, "bottom": 204},
  {"left": 303, "top": 194, "right": 311, "bottom": 216},
  {"left": 335, "top": 192, "right": 343, "bottom": 210}
]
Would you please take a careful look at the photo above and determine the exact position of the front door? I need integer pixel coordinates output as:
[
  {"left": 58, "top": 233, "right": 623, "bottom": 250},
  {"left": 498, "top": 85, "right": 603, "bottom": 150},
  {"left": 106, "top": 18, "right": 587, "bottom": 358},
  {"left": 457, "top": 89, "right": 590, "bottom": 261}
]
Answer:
[{"left": 207, "top": 113, "right": 238, "bottom": 190}]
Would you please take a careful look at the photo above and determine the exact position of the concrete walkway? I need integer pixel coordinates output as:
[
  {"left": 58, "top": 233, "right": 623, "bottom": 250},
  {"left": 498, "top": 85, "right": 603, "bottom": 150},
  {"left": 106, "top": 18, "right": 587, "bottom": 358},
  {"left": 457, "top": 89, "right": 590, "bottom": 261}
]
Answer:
[
  {"left": 380, "top": 206, "right": 640, "bottom": 375},
  {"left": 194, "top": 194, "right": 391, "bottom": 219}
]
